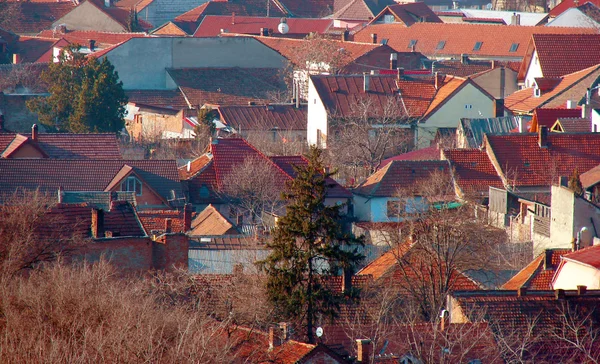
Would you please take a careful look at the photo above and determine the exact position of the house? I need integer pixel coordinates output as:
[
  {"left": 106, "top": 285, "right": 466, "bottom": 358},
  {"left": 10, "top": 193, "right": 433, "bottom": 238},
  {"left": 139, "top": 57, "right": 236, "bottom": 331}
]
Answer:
[
  {"left": 307, "top": 72, "right": 502, "bottom": 148},
  {"left": 179, "top": 137, "right": 352, "bottom": 215},
  {"left": 97, "top": 37, "right": 287, "bottom": 90},
  {"left": 0, "top": 159, "right": 183, "bottom": 209},
  {"left": 547, "top": 1, "right": 600, "bottom": 28},
  {"left": 137, "top": 204, "right": 193, "bottom": 234},
  {"left": 447, "top": 289, "right": 600, "bottom": 362},
  {"left": 352, "top": 160, "right": 451, "bottom": 222},
  {"left": 550, "top": 117, "right": 593, "bottom": 132},
  {"left": 340, "top": 46, "right": 428, "bottom": 74},
  {"left": 51, "top": 0, "right": 153, "bottom": 33},
  {"left": 529, "top": 107, "right": 582, "bottom": 132},
  {"left": 193, "top": 16, "right": 334, "bottom": 38},
  {"left": 505, "top": 64, "right": 600, "bottom": 114},
  {"left": 456, "top": 116, "right": 524, "bottom": 148},
  {"left": 518, "top": 34, "right": 600, "bottom": 89},
  {"left": 351, "top": 22, "right": 595, "bottom": 61},
  {"left": 0, "top": 0, "right": 75, "bottom": 35},
  {"left": 215, "top": 104, "right": 307, "bottom": 142},
  {"left": 37, "top": 28, "right": 148, "bottom": 49},
  {"left": 581, "top": 162, "right": 600, "bottom": 203},
  {"left": 549, "top": 0, "right": 600, "bottom": 18},
  {"left": 330, "top": 0, "right": 397, "bottom": 28},
  {"left": 437, "top": 9, "right": 549, "bottom": 25},
  {"left": 364, "top": 2, "right": 443, "bottom": 26},
  {"left": 501, "top": 248, "right": 571, "bottom": 290},
  {"left": 552, "top": 244, "right": 600, "bottom": 289},
  {"left": 442, "top": 148, "right": 504, "bottom": 200},
  {"left": 0, "top": 125, "right": 122, "bottom": 159}
]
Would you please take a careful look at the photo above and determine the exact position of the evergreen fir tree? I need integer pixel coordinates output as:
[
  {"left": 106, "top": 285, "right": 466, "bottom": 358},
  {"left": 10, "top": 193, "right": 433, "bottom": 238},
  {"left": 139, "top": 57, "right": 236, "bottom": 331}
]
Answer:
[{"left": 258, "top": 146, "right": 364, "bottom": 344}]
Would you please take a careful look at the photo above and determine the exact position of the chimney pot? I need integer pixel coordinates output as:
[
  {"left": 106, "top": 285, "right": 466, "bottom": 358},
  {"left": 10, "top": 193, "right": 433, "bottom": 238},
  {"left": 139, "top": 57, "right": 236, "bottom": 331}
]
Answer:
[
  {"left": 91, "top": 209, "right": 105, "bottom": 238},
  {"left": 390, "top": 52, "right": 398, "bottom": 70},
  {"left": 517, "top": 286, "right": 527, "bottom": 297},
  {"left": 538, "top": 126, "right": 548, "bottom": 148},
  {"left": 555, "top": 288, "right": 565, "bottom": 300},
  {"left": 371, "top": 33, "right": 377, "bottom": 44},
  {"left": 577, "top": 285, "right": 587, "bottom": 295},
  {"left": 269, "top": 327, "right": 281, "bottom": 350},
  {"left": 31, "top": 124, "right": 38, "bottom": 141},
  {"left": 356, "top": 339, "right": 372, "bottom": 363},
  {"left": 164, "top": 218, "right": 172, "bottom": 233},
  {"left": 184, "top": 203, "right": 192, "bottom": 231},
  {"left": 342, "top": 28, "right": 349, "bottom": 42}
]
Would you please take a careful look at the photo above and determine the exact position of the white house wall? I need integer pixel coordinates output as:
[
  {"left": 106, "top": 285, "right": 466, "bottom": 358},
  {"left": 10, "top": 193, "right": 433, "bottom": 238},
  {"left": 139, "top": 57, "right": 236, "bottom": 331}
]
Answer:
[
  {"left": 547, "top": 8, "right": 600, "bottom": 29},
  {"left": 553, "top": 261, "right": 600, "bottom": 289},
  {"left": 524, "top": 50, "right": 543, "bottom": 89},
  {"left": 307, "top": 78, "right": 328, "bottom": 147},
  {"left": 53, "top": 2, "right": 125, "bottom": 32}
]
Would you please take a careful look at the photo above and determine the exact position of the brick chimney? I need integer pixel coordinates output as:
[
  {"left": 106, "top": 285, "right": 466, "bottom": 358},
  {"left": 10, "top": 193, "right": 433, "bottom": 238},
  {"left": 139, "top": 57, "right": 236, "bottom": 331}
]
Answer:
[
  {"left": 260, "top": 28, "right": 269, "bottom": 36},
  {"left": 279, "top": 322, "right": 291, "bottom": 340},
  {"left": 543, "top": 249, "right": 553, "bottom": 270},
  {"left": 231, "top": 11, "right": 236, "bottom": 24},
  {"left": 269, "top": 327, "right": 281, "bottom": 350},
  {"left": 517, "top": 286, "right": 527, "bottom": 297},
  {"left": 89, "top": 39, "right": 95, "bottom": 52},
  {"left": 461, "top": 53, "right": 469, "bottom": 65},
  {"left": 538, "top": 126, "right": 548, "bottom": 148},
  {"left": 342, "top": 28, "right": 349, "bottom": 42},
  {"left": 31, "top": 124, "right": 38, "bottom": 141},
  {"left": 341, "top": 268, "right": 352, "bottom": 294},
  {"left": 434, "top": 72, "right": 442, "bottom": 90},
  {"left": 390, "top": 53, "right": 398, "bottom": 70},
  {"left": 164, "top": 218, "right": 172, "bottom": 233},
  {"left": 577, "top": 285, "right": 587, "bottom": 295},
  {"left": 91, "top": 209, "right": 105, "bottom": 238},
  {"left": 493, "top": 99, "right": 504, "bottom": 117},
  {"left": 356, "top": 339, "right": 372, "bottom": 363},
  {"left": 183, "top": 203, "right": 192, "bottom": 231},
  {"left": 398, "top": 67, "right": 404, "bottom": 80},
  {"left": 371, "top": 33, "right": 377, "bottom": 44}
]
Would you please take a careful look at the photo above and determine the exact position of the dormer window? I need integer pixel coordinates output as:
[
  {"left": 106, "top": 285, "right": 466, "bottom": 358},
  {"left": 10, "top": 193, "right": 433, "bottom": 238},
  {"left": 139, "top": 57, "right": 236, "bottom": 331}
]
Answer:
[
  {"left": 473, "top": 41, "right": 483, "bottom": 51},
  {"left": 509, "top": 43, "right": 519, "bottom": 52},
  {"left": 121, "top": 176, "right": 142, "bottom": 196},
  {"left": 436, "top": 40, "right": 446, "bottom": 50},
  {"left": 383, "top": 14, "right": 395, "bottom": 23}
]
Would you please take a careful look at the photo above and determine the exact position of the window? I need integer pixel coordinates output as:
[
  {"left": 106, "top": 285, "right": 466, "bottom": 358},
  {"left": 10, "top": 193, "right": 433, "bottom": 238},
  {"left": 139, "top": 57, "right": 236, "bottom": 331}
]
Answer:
[
  {"left": 408, "top": 39, "right": 417, "bottom": 48},
  {"left": 534, "top": 88, "right": 541, "bottom": 97},
  {"left": 473, "top": 41, "right": 483, "bottom": 51},
  {"left": 381, "top": 39, "right": 389, "bottom": 45},
  {"left": 509, "top": 43, "right": 519, "bottom": 52},
  {"left": 121, "top": 176, "right": 142, "bottom": 196},
  {"left": 465, "top": 104, "right": 473, "bottom": 109},
  {"left": 436, "top": 40, "right": 446, "bottom": 50},
  {"left": 383, "top": 14, "right": 395, "bottom": 23}
]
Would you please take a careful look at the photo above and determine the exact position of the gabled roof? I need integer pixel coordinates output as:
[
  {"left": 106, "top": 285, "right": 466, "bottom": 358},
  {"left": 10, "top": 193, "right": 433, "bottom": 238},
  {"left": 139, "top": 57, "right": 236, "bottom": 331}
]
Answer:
[
  {"left": 1, "top": 134, "right": 48, "bottom": 158},
  {"left": 310, "top": 73, "right": 456, "bottom": 119},
  {"left": 433, "top": 59, "right": 520, "bottom": 78},
  {"left": 278, "top": 0, "right": 335, "bottom": 18},
  {"left": 0, "top": 159, "right": 181, "bottom": 202},
  {"left": 551, "top": 117, "right": 592, "bottom": 132},
  {"left": 505, "top": 64, "right": 600, "bottom": 114},
  {"left": 379, "top": 145, "right": 441, "bottom": 168},
  {"left": 137, "top": 207, "right": 190, "bottom": 234},
  {"left": 37, "top": 29, "right": 147, "bottom": 47},
  {"left": 530, "top": 107, "right": 581, "bottom": 132},
  {"left": 549, "top": 0, "right": 600, "bottom": 17},
  {"left": 193, "top": 16, "right": 333, "bottom": 38},
  {"left": 484, "top": 132, "right": 600, "bottom": 187},
  {"left": 216, "top": 104, "right": 306, "bottom": 131},
  {"left": 458, "top": 117, "right": 520, "bottom": 148},
  {"left": 167, "top": 67, "right": 286, "bottom": 107},
  {"left": 0, "top": 132, "right": 122, "bottom": 159},
  {"left": 369, "top": 2, "right": 442, "bottom": 26},
  {"left": 332, "top": 0, "right": 396, "bottom": 21},
  {"left": 125, "top": 89, "right": 189, "bottom": 109},
  {"left": 519, "top": 34, "right": 600, "bottom": 81},
  {"left": 581, "top": 162, "right": 600, "bottom": 188},
  {"left": 561, "top": 243, "right": 600, "bottom": 269},
  {"left": 352, "top": 22, "right": 596, "bottom": 59},
  {"left": 189, "top": 204, "right": 239, "bottom": 235},
  {"left": 150, "top": 21, "right": 188, "bottom": 36},
  {"left": 86, "top": 0, "right": 153, "bottom": 31},
  {"left": 353, "top": 160, "right": 450, "bottom": 197},
  {"left": 576, "top": 1, "right": 600, "bottom": 23},
  {"left": 443, "top": 148, "right": 504, "bottom": 197},
  {"left": 340, "top": 46, "right": 426, "bottom": 74},
  {"left": 501, "top": 249, "right": 571, "bottom": 290},
  {"left": 172, "top": 0, "right": 287, "bottom": 35},
  {"left": 2, "top": 1, "right": 75, "bottom": 34},
  {"left": 14, "top": 36, "right": 66, "bottom": 63}
]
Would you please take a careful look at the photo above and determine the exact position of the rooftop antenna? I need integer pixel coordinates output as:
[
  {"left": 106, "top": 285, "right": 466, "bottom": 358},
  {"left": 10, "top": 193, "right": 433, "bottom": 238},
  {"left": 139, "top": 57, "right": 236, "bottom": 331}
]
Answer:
[{"left": 267, "top": 0, "right": 270, "bottom": 17}]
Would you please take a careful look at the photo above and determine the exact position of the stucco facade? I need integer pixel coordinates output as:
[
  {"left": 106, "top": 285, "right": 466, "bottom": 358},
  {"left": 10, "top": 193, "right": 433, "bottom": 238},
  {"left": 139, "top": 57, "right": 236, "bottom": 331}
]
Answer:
[
  {"left": 307, "top": 78, "right": 328, "bottom": 147},
  {"left": 53, "top": 2, "right": 126, "bottom": 32},
  {"left": 523, "top": 50, "right": 543, "bottom": 89},
  {"left": 547, "top": 8, "right": 600, "bottom": 29},
  {"left": 552, "top": 260, "right": 600, "bottom": 289},
  {"left": 103, "top": 37, "right": 287, "bottom": 90}
]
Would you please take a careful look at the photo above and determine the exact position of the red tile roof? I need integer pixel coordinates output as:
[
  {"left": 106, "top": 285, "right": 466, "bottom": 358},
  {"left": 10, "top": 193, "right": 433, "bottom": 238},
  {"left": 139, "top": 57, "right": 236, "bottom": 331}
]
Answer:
[
  {"left": 217, "top": 104, "right": 306, "bottom": 131},
  {"left": 562, "top": 244, "right": 600, "bottom": 269},
  {"left": 370, "top": 2, "right": 442, "bottom": 26},
  {"left": 125, "top": 89, "right": 189, "bottom": 109},
  {"left": 37, "top": 29, "right": 147, "bottom": 47},
  {"left": 580, "top": 162, "right": 600, "bottom": 188},
  {"left": 0, "top": 159, "right": 181, "bottom": 202},
  {"left": 552, "top": 117, "right": 592, "bottom": 132},
  {"left": 443, "top": 148, "right": 504, "bottom": 197},
  {"left": 3, "top": 2, "right": 75, "bottom": 34},
  {"left": 549, "top": 0, "right": 600, "bottom": 16},
  {"left": 333, "top": 0, "right": 395, "bottom": 21},
  {"left": 505, "top": 65, "right": 600, "bottom": 114},
  {"left": 15, "top": 36, "right": 61, "bottom": 63},
  {"left": 0, "top": 132, "right": 122, "bottom": 159},
  {"left": 501, "top": 249, "right": 571, "bottom": 290},
  {"left": 189, "top": 204, "right": 239, "bottom": 235},
  {"left": 353, "top": 160, "right": 450, "bottom": 197},
  {"left": 352, "top": 23, "right": 596, "bottom": 59},
  {"left": 87, "top": 0, "right": 154, "bottom": 31},
  {"left": 530, "top": 107, "right": 581, "bottom": 132},
  {"left": 379, "top": 145, "right": 441, "bottom": 168},
  {"left": 137, "top": 208, "right": 189, "bottom": 234},
  {"left": 167, "top": 67, "right": 286, "bottom": 107},
  {"left": 278, "top": 0, "right": 335, "bottom": 17},
  {"left": 193, "top": 16, "right": 333, "bottom": 37},
  {"left": 485, "top": 132, "right": 600, "bottom": 187},
  {"left": 340, "top": 45, "right": 426, "bottom": 74},
  {"left": 173, "top": 0, "right": 287, "bottom": 35}
]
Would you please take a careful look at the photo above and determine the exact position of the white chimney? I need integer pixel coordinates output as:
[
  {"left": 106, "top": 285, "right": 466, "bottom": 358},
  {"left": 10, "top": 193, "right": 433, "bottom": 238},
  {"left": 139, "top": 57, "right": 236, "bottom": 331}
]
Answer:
[
  {"left": 363, "top": 73, "right": 370, "bottom": 93},
  {"left": 104, "top": 0, "right": 110, "bottom": 7},
  {"left": 566, "top": 100, "right": 575, "bottom": 109}
]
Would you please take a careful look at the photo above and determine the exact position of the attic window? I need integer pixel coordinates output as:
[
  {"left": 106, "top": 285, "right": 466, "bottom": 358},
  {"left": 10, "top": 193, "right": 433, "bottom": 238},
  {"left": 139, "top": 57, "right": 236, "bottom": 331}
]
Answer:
[
  {"left": 509, "top": 43, "right": 519, "bottom": 52},
  {"left": 121, "top": 176, "right": 142, "bottom": 196},
  {"left": 199, "top": 185, "right": 210, "bottom": 199},
  {"left": 473, "top": 41, "right": 483, "bottom": 51},
  {"left": 381, "top": 39, "right": 389, "bottom": 45},
  {"left": 436, "top": 40, "right": 446, "bottom": 50},
  {"left": 383, "top": 14, "right": 395, "bottom": 23},
  {"left": 408, "top": 39, "right": 417, "bottom": 48}
]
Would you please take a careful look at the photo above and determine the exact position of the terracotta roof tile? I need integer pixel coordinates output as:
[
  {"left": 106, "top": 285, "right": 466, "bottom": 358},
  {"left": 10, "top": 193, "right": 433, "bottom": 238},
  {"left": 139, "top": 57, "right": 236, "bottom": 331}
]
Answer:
[
  {"left": 279, "top": 0, "right": 335, "bottom": 17},
  {"left": 443, "top": 148, "right": 504, "bottom": 197},
  {"left": 531, "top": 34, "right": 600, "bottom": 79},
  {"left": 353, "top": 160, "right": 450, "bottom": 197},
  {"left": 0, "top": 159, "right": 181, "bottom": 202},
  {"left": 379, "top": 145, "right": 441, "bottom": 168},
  {"left": 14, "top": 36, "right": 62, "bottom": 63},
  {"left": 370, "top": 2, "right": 442, "bottom": 25},
  {"left": 194, "top": 16, "right": 333, "bottom": 37},
  {"left": 167, "top": 67, "right": 285, "bottom": 107},
  {"left": 552, "top": 117, "right": 592, "bottom": 132},
  {"left": 0, "top": 132, "right": 122, "bottom": 159},
  {"left": 2, "top": 2, "right": 75, "bottom": 34},
  {"left": 150, "top": 21, "right": 188, "bottom": 36},
  {"left": 37, "top": 29, "right": 147, "bottom": 47},
  {"left": 125, "top": 89, "right": 189, "bottom": 109},
  {"left": 485, "top": 132, "right": 600, "bottom": 187},
  {"left": 137, "top": 208, "right": 188, "bottom": 234},
  {"left": 562, "top": 244, "right": 600, "bottom": 269},
  {"left": 501, "top": 249, "right": 570, "bottom": 290},
  {"left": 577, "top": 1, "right": 600, "bottom": 22},
  {"left": 352, "top": 23, "right": 596, "bottom": 59},
  {"left": 217, "top": 104, "right": 307, "bottom": 131},
  {"left": 87, "top": 0, "right": 153, "bottom": 30},
  {"left": 549, "top": 0, "right": 600, "bottom": 16},
  {"left": 189, "top": 204, "right": 239, "bottom": 235},
  {"left": 505, "top": 65, "right": 600, "bottom": 114},
  {"left": 580, "top": 162, "right": 600, "bottom": 188},
  {"left": 530, "top": 107, "right": 581, "bottom": 132}
]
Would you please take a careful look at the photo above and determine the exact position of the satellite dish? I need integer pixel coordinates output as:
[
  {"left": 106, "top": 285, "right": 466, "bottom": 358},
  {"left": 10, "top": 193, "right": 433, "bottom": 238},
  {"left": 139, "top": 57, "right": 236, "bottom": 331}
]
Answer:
[
  {"left": 316, "top": 327, "right": 323, "bottom": 337},
  {"left": 486, "top": 3, "right": 493, "bottom": 9},
  {"left": 278, "top": 17, "right": 289, "bottom": 34}
]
